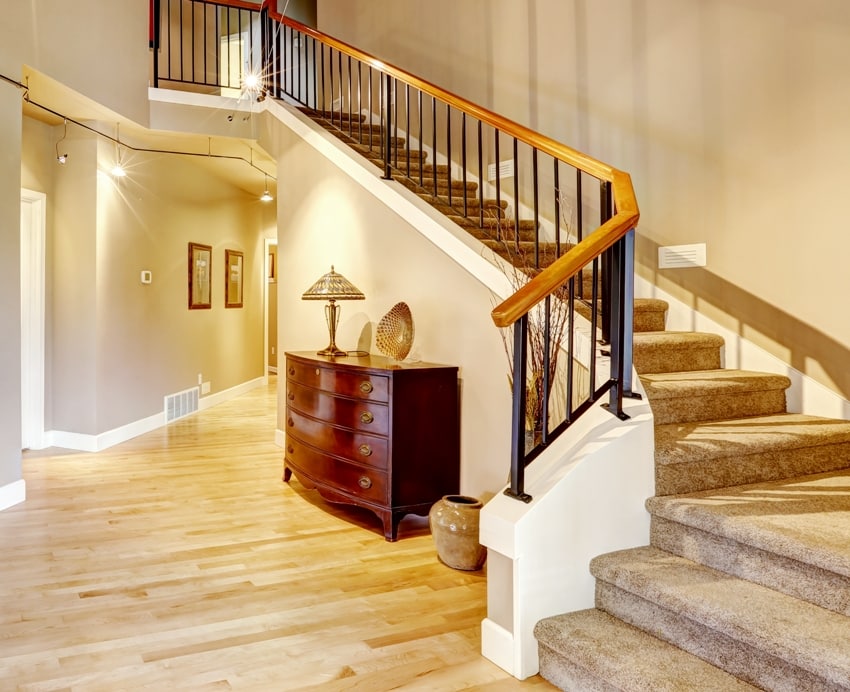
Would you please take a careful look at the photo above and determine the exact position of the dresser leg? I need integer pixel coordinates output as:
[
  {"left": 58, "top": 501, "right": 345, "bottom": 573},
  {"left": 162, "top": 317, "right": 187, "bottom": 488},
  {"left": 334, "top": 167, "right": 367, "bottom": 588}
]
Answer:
[
  {"left": 283, "top": 465, "right": 292, "bottom": 483},
  {"left": 380, "top": 511, "right": 399, "bottom": 542}
]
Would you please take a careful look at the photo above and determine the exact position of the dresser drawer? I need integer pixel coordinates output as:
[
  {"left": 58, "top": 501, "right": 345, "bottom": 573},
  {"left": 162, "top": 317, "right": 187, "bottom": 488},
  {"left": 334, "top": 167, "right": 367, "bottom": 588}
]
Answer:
[
  {"left": 285, "top": 436, "right": 388, "bottom": 505},
  {"left": 286, "top": 359, "right": 389, "bottom": 402},
  {"left": 286, "top": 381, "right": 389, "bottom": 435},
  {"left": 286, "top": 408, "right": 389, "bottom": 469}
]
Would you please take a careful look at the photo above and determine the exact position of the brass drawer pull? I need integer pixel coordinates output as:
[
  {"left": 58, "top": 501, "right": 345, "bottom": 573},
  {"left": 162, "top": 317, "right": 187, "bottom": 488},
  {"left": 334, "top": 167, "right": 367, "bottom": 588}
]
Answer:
[
  {"left": 359, "top": 381, "right": 373, "bottom": 394},
  {"left": 287, "top": 445, "right": 294, "bottom": 454},
  {"left": 287, "top": 391, "right": 295, "bottom": 401},
  {"left": 358, "top": 476, "right": 372, "bottom": 489},
  {"left": 360, "top": 411, "right": 374, "bottom": 424},
  {"left": 287, "top": 418, "right": 294, "bottom": 427},
  {"left": 358, "top": 444, "right": 372, "bottom": 457},
  {"left": 288, "top": 367, "right": 295, "bottom": 376}
]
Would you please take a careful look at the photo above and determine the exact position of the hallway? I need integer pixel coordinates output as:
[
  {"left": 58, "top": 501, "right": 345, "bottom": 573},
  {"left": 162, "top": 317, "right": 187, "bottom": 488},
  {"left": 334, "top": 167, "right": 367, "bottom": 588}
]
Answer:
[{"left": 2, "top": 378, "right": 552, "bottom": 690}]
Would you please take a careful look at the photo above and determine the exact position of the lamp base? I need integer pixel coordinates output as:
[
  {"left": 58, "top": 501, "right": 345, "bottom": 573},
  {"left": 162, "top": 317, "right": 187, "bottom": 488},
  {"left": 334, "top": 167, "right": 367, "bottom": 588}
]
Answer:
[{"left": 317, "top": 345, "right": 347, "bottom": 357}]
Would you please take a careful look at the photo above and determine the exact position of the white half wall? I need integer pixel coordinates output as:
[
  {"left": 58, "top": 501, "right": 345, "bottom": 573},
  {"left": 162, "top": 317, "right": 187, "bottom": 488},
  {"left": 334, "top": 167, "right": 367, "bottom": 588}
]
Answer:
[{"left": 480, "top": 394, "right": 655, "bottom": 679}]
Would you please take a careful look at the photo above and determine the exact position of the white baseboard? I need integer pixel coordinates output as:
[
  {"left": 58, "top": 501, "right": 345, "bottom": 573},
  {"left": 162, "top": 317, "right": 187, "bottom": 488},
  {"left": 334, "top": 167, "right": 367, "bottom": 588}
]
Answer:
[
  {"left": 0, "top": 479, "right": 26, "bottom": 511},
  {"left": 47, "top": 377, "right": 267, "bottom": 453},
  {"left": 199, "top": 376, "right": 265, "bottom": 412},
  {"left": 275, "top": 428, "right": 285, "bottom": 448}
]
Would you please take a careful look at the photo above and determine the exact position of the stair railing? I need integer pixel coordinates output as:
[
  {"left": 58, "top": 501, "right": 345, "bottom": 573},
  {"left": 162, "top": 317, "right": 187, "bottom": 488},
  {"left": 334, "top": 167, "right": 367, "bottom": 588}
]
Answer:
[{"left": 151, "top": 0, "right": 640, "bottom": 501}]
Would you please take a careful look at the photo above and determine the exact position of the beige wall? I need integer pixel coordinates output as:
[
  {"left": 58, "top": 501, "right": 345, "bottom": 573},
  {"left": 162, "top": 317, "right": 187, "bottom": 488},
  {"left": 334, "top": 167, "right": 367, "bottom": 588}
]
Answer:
[
  {"left": 0, "top": 90, "right": 23, "bottom": 486},
  {"left": 316, "top": 0, "right": 850, "bottom": 399},
  {"left": 263, "top": 118, "right": 512, "bottom": 497},
  {"left": 2, "top": 0, "right": 150, "bottom": 126},
  {"left": 19, "top": 114, "right": 267, "bottom": 438}
]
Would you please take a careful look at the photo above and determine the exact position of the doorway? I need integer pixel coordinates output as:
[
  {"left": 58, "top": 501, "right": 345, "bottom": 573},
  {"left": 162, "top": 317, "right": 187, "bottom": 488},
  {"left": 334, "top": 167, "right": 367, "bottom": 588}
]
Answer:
[
  {"left": 20, "top": 189, "right": 46, "bottom": 450},
  {"left": 264, "top": 239, "right": 278, "bottom": 376}
]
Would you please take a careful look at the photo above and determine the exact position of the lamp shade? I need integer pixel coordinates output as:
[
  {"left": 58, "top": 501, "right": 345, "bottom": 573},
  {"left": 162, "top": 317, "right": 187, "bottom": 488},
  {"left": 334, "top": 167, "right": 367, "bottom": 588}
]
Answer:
[{"left": 301, "top": 266, "right": 365, "bottom": 301}]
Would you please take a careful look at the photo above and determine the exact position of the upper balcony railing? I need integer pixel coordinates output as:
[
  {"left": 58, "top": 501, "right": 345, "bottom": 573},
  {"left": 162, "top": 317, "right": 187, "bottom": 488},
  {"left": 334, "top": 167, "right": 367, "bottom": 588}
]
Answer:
[{"left": 151, "top": 0, "right": 640, "bottom": 501}]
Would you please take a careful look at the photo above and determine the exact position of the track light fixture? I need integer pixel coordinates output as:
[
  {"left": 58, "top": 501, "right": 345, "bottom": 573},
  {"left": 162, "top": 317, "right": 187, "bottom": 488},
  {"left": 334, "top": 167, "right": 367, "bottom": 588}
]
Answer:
[
  {"left": 260, "top": 174, "right": 273, "bottom": 202},
  {"left": 55, "top": 118, "right": 68, "bottom": 164},
  {"left": 111, "top": 123, "right": 126, "bottom": 177}
]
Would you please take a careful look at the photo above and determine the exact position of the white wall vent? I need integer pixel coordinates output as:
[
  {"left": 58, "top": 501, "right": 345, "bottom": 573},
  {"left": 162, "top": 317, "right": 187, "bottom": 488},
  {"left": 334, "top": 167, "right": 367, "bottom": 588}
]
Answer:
[
  {"left": 165, "top": 386, "right": 200, "bottom": 423},
  {"left": 487, "top": 159, "right": 515, "bottom": 181},
  {"left": 658, "top": 243, "right": 707, "bottom": 269}
]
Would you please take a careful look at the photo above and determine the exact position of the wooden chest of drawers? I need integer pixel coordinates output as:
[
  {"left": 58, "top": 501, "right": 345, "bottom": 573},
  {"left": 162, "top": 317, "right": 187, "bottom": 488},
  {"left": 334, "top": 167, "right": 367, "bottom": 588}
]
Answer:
[{"left": 283, "top": 351, "right": 460, "bottom": 541}]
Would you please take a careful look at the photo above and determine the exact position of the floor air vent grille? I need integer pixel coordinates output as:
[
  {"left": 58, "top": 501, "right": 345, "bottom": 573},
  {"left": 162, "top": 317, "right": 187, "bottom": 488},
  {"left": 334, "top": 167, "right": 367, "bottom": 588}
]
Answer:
[{"left": 165, "top": 386, "right": 200, "bottom": 423}]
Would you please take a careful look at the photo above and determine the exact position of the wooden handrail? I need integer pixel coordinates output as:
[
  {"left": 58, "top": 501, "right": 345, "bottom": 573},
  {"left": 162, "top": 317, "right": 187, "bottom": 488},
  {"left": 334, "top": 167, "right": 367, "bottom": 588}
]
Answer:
[{"left": 492, "top": 170, "right": 638, "bottom": 328}]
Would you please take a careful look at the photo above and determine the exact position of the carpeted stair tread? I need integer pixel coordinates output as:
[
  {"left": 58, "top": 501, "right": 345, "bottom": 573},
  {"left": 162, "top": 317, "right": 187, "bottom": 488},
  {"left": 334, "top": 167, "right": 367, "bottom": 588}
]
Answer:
[
  {"left": 576, "top": 296, "right": 667, "bottom": 334},
  {"left": 654, "top": 413, "right": 850, "bottom": 494},
  {"left": 298, "top": 107, "right": 366, "bottom": 123},
  {"left": 641, "top": 369, "right": 791, "bottom": 424},
  {"left": 393, "top": 173, "right": 478, "bottom": 193},
  {"left": 647, "top": 470, "right": 850, "bottom": 614},
  {"left": 633, "top": 331, "right": 724, "bottom": 374},
  {"left": 592, "top": 546, "right": 850, "bottom": 689},
  {"left": 535, "top": 608, "right": 759, "bottom": 692}
]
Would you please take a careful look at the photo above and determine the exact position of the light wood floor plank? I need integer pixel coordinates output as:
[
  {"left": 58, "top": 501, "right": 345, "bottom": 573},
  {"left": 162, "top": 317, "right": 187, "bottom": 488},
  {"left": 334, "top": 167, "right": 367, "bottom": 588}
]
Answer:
[{"left": 1, "top": 377, "right": 554, "bottom": 690}]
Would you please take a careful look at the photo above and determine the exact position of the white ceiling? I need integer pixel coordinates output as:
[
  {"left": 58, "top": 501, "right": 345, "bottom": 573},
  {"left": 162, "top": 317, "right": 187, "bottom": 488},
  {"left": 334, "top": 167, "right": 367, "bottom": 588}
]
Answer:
[{"left": 21, "top": 69, "right": 278, "bottom": 199}]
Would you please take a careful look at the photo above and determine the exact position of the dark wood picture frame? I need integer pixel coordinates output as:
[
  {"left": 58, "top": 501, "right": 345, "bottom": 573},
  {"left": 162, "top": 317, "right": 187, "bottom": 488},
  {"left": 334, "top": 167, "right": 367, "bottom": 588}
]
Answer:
[
  {"left": 225, "top": 249, "right": 244, "bottom": 308},
  {"left": 188, "top": 242, "right": 212, "bottom": 309}
]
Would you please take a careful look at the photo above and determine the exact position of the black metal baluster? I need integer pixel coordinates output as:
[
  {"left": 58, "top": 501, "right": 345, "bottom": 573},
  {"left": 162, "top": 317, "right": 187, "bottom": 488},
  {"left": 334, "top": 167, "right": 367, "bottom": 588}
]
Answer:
[
  {"left": 554, "top": 161, "right": 561, "bottom": 256},
  {"left": 505, "top": 315, "right": 532, "bottom": 503},
  {"left": 576, "top": 169, "right": 584, "bottom": 299},
  {"left": 565, "top": 275, "right": 576, "bottom": 424},
  {"left": 417, "top": 91, "right": 423, "bottom": 185},
  {"left": 405, "top": 85, "right": 410, "bottom": 175},
  {"left": 368, "top": 67, "right": 373, "bottom": 152},
  {"left": 431, "top": 98, "right": 437, "bottom": 196},
  {"left": 357, "top": 62, "right": 363, "bottom": 144},
  {"left": 347, "top": 55, "right": 353, "bottom": 137},
  {"left": 382, "top": 74, "right": 392, "bottom": 180},
  {"left": 446, "top": 105, "right": 453, "bottom": 209},
  {"left": 461, "top": 113, "right": 468, "bottom": 218},
  {"left": 600, "top": 180, "right": 612, "bottom": 344},
  {"left": 152, "top": 0, "right": 160, "bottom": 87},
  {"left": 533, "top": 148, "right": 540, "bottom": 265},
  {"left": 494, "top": 130, "right": 501, "bottom": 240},
  {"left": 513, "top": 138, "right": 521, "bottom": 256},
  {"left": 542, "top": 295, "right": 551, "bottom": 444},
  {"left": 478, "top": 121, "right": 484, "bottom": 228}
]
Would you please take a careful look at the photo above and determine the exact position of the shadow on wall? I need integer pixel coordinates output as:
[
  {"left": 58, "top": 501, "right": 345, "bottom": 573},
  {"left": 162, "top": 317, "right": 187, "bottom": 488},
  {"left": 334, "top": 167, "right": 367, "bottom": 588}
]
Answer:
[{"left": 636, "top": 235, "right": 850, "bottom": 406}]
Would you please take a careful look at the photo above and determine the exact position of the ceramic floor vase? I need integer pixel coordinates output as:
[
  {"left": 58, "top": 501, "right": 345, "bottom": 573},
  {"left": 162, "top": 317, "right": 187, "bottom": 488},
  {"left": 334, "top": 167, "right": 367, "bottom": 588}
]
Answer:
[{"left": 429, "top": 494, "right": 487, "bottom": 571}]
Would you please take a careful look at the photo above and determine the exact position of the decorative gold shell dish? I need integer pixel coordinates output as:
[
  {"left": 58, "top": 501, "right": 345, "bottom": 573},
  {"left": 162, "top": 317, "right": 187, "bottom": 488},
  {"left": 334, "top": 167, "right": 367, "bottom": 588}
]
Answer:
[{"left": 376, "top": 302, "right": 414, "bottom": 360}]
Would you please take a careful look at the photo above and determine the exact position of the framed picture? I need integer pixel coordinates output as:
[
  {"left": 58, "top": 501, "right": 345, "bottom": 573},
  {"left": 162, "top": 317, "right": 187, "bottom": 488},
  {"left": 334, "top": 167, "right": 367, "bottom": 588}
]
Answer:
[
  {"left": 267, "top": 251, "right": 275, "bottom": 281},
  {"left": 225, "top": 249, "right": 244, "bottom": 308},
  {"left": 188, "top": 242, "right": 212, "bottom": 309}
]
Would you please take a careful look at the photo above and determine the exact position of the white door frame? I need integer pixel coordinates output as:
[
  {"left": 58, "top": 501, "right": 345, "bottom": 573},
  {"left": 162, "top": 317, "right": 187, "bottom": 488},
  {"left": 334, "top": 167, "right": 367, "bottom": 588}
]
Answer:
[
  {"left": 20, "top": 188, "right": 46, "bottom": 450},
  {"left": 263, "top": 237, "right": 278, "bottom": 378}
]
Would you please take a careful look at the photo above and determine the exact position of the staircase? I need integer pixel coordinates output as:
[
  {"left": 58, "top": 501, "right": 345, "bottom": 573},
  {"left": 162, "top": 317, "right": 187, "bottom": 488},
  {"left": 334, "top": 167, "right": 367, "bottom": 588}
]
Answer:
[
  {"left": 534, "top": 305, "right": 850, "bottom": 690},
  {"left": 299, "top": 108, "right": 561, "bottom": 271}
]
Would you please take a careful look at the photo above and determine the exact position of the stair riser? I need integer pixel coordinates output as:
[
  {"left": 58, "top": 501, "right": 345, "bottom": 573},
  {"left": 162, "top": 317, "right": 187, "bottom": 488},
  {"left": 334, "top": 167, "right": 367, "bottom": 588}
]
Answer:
[
  {"left": 595, "top": 582, "right": 839, "bottom": 691},
  {"left": 650, "top": 516, "right": 850, "bottom": 616},
  {"left": 632, "top": 311, "right": 667, "bottom": 333},
  {"left": 634, "top": 346, "right": 721, "bottom": 375},
  {"left": 648, "top": 389, "right": 788, "bottom": 425},
  {"left": 537, "top": 648, "right": 619, "bottom": 692},
  {"left": 656, "top": 441, "right": 850, "bottom": 495}
]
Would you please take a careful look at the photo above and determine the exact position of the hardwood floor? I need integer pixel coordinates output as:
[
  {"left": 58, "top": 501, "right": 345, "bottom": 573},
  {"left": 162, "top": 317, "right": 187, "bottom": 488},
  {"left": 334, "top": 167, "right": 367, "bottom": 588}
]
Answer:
[{"left": 2, "top": 376, "right": 555, "bottom": 691}]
